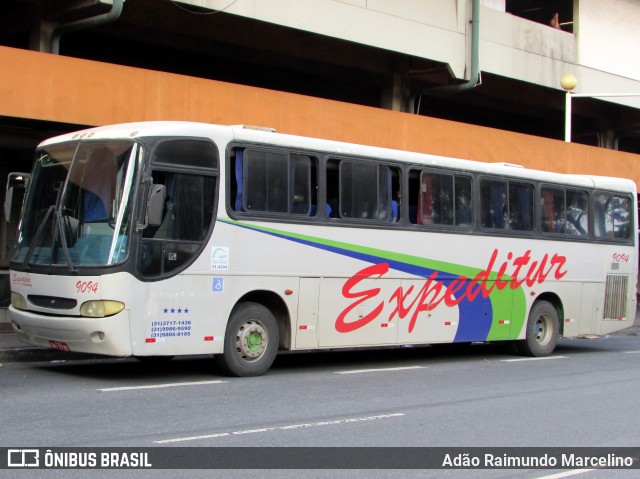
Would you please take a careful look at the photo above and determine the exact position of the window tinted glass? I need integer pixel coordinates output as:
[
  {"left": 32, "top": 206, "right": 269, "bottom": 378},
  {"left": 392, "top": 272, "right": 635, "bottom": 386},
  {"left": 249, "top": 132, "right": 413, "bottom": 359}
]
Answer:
[
  {"left": 339, "top": 162, "right": 390, "bottom": 220},
  {"left": 420, "top": 172, "right": 453, "bottom": 225},
  {"left": 241, "top": 150, "right": 313, "bottom": 214},
  {"left": 290, "top": 154, "right": 311, "bottom": 214},
  {"left": 410, "top": 171, "right": 471, "bottom": 227},
  {"left": 541, "top": 187, "right": 564, "bottom": 233},
  {"left": 144, "top": 172, "right": 215, "bottom": 241},
  {"left": 454, "top": 176, "right": 473, "bottom": 226},
  {"left": 245, "top": 151, "right": 288, "bottom": 212},
  {"left": 153, "top": 139, "right": 218, "bottom": 169},
  {"left": 481, "top": 180, "right": 507, "bottom": 229},
  {"left": 140, "top": 170, "right": 216, "bottom": 277},
  {"left": 566, "top": 190, "right": 588, "bottom": 236},
  {"left": 542, "top": 188, "right": 588, "bottom": 236},
  {"left": 509, "top": 182, "right": 534, "bottom": 231},
  {"left": 594, "top": 192, "right": 632, "bottom": 240}
]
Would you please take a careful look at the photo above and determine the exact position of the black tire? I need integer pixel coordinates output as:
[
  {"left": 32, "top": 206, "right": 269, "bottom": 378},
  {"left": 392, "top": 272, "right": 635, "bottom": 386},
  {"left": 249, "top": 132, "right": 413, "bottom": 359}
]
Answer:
[
  {"left": 216, "top": 302, "right": 279, "bottom": 377},
  {"left": 516, "top": 300, "right": 559, "bottom": 356}
]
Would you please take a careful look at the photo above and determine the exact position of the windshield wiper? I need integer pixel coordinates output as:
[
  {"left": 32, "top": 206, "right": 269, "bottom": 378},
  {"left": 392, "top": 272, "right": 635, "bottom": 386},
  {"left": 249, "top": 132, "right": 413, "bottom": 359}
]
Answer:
[
  {"left": 21, "top": 204, "right": 77, "bottom": 272},
  {"left": 54, "top": 208, "right": 77, "bottom": 272},
  {"left": 21, "top": 205, "right": 55, "bottom": 270}
]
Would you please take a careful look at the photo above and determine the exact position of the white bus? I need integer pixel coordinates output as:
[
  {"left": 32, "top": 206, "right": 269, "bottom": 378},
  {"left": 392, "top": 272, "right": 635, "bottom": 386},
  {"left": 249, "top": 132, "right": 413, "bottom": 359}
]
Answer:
[{"left": 7, "top": 122, "right": 638, "bottom": 376}]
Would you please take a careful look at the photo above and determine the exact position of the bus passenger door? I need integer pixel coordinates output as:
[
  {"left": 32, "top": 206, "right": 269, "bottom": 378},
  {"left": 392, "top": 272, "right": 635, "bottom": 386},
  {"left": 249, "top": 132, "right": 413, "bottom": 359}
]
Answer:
[
  {"left": 295, "top": 278, "right": 320, "bottom": 349},
  {"left": 317, "top": 274, "right": 400, "bottom": 348}
]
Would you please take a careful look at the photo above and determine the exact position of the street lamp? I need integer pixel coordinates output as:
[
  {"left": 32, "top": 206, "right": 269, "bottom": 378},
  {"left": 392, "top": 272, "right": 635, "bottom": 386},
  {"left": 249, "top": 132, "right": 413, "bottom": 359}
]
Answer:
[
  {"left": 561, "top": 73, "right": 640, "bottom": 143},
  {"left": 561, "top": 73, "right": 578, "bottom": 143}
]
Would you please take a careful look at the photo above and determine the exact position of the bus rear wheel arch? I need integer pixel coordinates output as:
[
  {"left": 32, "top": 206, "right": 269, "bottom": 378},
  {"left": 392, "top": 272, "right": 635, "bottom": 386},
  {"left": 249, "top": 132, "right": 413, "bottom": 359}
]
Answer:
[
  {"left": 516, "top": 299, "right": 560, "bottom": 357},
  {"left": 216, "top": 301, "right": 280, "bottom": 377}
]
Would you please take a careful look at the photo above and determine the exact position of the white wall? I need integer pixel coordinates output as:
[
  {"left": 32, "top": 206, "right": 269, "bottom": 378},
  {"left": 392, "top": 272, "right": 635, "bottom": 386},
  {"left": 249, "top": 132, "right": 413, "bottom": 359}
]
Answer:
[
  {"left": 193, "top": 0, "right": 468, "bottom": 77},
  {"left": 184, "top": 0, "right": 640, "bottom": 108},
  {"left": 577, "top": 0, "right": 640, "bottom": 82},
  {"left": 480, "top": 5, "right": 576, "bottom": 88},
  {"left": 480, "top": 0, "right": 504, "bottom": 11}
]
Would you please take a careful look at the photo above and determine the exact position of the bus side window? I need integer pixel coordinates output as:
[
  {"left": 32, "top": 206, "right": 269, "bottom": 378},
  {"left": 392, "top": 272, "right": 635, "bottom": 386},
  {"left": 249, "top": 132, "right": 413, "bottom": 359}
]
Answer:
[
  {"left": 290, "top": 154, "right": 314, "bottom": 215},
  {"left": 455, "top": 176, "right": 472, "bottom": 226},
  {"left": 614, "top": 196, "right": 632, "bottom": 239},
  {"left": 541, "top": 187, "right": 565, "bottom": 233},
  {"left": 566, "top": 190, "right": 588, "bottom": 236},
  {"left": 390, "top": 167, "right": 400, "bottom": 223},
  {"left": 481, "top": 180, "right": 507, "bottom": 229},
  {"left": 541, "top": 187, "right": 589, "bottom": 236},
  {"left": 237, "top": 149, "right": 316, "bottom": 216},
  {"left": 419, "top": 173, "right": 454, "bottom": 225},
  {"left": 338, "top": 161, "right": 392, "bottom": 221},
  {"left": 508, "top": 182, "right": 533, "bottom": 231},
  {"left": 410, "top": 170, "right": 471, "bottom": 227},
  {"left": 408, "top": 169, "right": 420, "bottom": 224},
  {"left": 595, "top": 192, "right": 632, "bottom": 240}
]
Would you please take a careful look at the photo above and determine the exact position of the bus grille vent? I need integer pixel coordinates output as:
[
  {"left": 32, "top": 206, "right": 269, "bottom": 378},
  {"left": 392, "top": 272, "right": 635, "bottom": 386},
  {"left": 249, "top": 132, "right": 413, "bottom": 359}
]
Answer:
[{"left": 603, "top": 275, "right": 628, "bottom": 320}]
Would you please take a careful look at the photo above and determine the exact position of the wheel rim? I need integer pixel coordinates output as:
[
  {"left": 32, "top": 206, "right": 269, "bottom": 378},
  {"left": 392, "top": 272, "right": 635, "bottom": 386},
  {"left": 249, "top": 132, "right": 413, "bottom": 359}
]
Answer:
[
  {"left": 236, "top": 320, "right": 268, "bottom": 361},
  {"left": 534, "top": 313, "right": 552, "bottom": 346}
]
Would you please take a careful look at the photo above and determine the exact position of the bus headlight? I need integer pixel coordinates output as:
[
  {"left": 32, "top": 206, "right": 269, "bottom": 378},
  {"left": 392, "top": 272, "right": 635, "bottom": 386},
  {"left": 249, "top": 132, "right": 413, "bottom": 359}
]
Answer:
[
  {"left": 11, "top": 292, "right": 27, "bottom": 310},
  {"left": 80, "top": 300, "right": 125, "bottom": 318}
]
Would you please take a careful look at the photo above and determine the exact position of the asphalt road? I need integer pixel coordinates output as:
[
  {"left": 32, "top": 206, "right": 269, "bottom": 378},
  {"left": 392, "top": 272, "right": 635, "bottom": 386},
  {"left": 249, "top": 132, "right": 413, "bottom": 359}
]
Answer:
[{"left": 1, "top": 331, "right": 640, "bottom": 479}]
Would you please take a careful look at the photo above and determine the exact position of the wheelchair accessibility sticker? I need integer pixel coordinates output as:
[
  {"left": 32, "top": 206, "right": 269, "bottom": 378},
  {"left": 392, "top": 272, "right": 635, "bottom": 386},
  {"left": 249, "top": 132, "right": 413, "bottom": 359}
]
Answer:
[{"left": 212, "top": 277, "right": 225, "bottom": 293}]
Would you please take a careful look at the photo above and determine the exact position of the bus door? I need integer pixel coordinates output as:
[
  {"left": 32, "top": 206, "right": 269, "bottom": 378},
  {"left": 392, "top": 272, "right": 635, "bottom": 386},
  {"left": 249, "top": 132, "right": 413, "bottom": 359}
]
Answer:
[
  {"left": 295, "top": 277, "right": 321, "bottom": 349},
  {"left": 136, "top": 139, "right": 218, "bottom": 354}
]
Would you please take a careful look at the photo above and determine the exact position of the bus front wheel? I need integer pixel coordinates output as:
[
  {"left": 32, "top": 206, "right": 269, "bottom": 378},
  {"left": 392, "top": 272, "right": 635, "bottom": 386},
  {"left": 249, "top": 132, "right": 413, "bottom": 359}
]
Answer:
[
  {"left": 216, "top": 302, "right": 279, "bottom": 377},
  {"left": 516, "top": 300, "right": 559, "bottom": 357}
]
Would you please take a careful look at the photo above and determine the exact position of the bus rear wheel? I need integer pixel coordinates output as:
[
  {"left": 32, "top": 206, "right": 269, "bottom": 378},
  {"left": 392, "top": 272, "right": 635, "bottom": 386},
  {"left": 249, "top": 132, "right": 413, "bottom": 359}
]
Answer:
[
  {"left": 516, "top": 300, "right": 559, "bottom": 357},
  {"left": 216, "top": 302, "right": 279, "bottom": 377}
]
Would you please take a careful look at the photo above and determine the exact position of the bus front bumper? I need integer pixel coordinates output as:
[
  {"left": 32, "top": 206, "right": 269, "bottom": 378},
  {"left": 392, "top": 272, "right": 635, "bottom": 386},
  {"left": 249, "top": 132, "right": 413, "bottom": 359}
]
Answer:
[{"left": 8, "top": 306, "right": 132, "bottom": 357}]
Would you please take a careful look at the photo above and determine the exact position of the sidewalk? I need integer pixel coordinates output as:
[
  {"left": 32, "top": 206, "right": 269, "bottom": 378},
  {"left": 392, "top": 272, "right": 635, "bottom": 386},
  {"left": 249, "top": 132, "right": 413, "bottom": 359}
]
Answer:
[{"left": 1, "top": 311, "right": 639, "bottom": 364}]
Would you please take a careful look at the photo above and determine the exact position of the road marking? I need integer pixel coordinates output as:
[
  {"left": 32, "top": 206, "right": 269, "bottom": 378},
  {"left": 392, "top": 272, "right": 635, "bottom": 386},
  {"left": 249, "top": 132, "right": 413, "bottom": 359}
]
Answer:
[
  {"left": 97, "top": 380, "right": 226, "bottom": 392},
  {"left": 501, "top": 356, "right": 568, "bottom": 363},
  {"left": 154, "top": 413, "right": 406, "bottom": 444},
  {"left": 534, "top": 469, "right": 596, "bottom": 479},
  {"left": 622, "top": 350, "right": 640, "bottom": 354},
  {"left": 335, "top": 365, "right": 425, "bottom": 375}
]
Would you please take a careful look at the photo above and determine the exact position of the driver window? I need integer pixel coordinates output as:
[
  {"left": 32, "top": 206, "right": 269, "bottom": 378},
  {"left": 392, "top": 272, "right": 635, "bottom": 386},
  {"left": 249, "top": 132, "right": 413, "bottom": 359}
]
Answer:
[
  {"left": 143, "top": 172, "right": 214, "bottom": 242},
  {"left": 140, "top": 171, "right": 215, "bottom": 276}
]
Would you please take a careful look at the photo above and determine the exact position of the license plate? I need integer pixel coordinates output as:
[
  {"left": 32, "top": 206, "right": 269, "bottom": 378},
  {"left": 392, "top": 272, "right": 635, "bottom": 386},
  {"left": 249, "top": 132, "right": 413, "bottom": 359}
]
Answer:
[{"left": 48, "top": 340, "right": 70, "bottom": 352}]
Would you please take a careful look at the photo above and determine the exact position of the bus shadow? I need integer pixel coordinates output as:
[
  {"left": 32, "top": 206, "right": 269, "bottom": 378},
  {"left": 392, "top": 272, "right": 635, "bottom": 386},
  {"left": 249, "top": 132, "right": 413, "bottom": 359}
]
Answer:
[
  {"left": 31, "top": 334, "right": 636, "bottom": 380},
  {"left": 271, "top": 341, "right": 508, "bottom": 373},
  {"left": 32, "top": 343, "right": 501, "bottom": 380},
  {"left": 33, "top": 355, "right": 220, "bottom": 381}
]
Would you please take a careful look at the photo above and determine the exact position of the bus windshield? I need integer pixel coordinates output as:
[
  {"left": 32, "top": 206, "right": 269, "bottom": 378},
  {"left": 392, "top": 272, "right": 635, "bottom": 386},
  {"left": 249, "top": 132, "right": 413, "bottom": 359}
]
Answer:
[{"left": 13, "top": 140, "right": 140, "bottom": 268}]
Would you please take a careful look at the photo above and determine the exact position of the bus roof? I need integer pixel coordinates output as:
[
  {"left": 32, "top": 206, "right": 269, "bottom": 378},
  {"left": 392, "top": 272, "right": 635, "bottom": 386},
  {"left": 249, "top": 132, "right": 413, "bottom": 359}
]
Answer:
[{"left": 38, "top": 121, "right": 636, "bottom": 194}]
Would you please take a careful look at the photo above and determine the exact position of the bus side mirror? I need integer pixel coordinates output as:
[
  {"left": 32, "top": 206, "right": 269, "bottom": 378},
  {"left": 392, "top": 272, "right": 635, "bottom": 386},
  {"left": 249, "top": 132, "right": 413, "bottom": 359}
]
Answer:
[
  {"left": 4, "top": 172, "right": 30, "bottom": 223},
  {"left": 146, "top": 183, "right": 166, "bottom": 227}
]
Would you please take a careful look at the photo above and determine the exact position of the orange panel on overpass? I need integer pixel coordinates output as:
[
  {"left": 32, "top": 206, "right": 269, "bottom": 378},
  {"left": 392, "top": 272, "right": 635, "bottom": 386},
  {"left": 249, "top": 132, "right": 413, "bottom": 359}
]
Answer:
[{"left": 0, "top": 45, "right": 639, "bottom": 186}]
